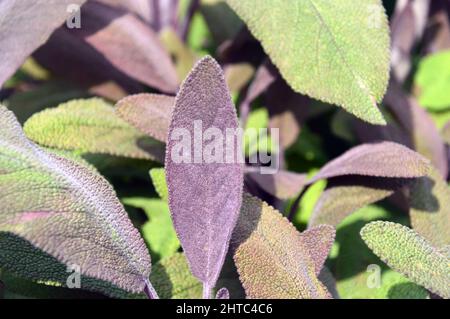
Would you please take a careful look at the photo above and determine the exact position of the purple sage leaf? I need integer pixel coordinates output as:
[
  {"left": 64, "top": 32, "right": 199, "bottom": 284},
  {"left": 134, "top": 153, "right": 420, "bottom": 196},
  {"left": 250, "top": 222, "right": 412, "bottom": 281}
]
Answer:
[
  {"left": 384, "top": 81, "right": 448, "bottom": 178},
  {"left": 165, "top": 56, "right": 244, "bottom": 299},
  {"left": 116, "top": 93, "right": 175, "bottom": 143},
  {"left": 308, "top": 141, "right": 430, "bottom": 183},
  {"left": 34, "top": 1, "right": 179, "bottom": 94},
  {"left": 299, "top": 225, "right": 335, "bottom": 276}
]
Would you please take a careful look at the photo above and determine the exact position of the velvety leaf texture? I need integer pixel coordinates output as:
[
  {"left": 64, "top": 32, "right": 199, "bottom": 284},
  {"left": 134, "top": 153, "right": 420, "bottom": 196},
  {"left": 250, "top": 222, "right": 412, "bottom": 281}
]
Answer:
[
  {"left": 227, "top": 0, "right": 390, "bottom": 124},
  {"left": 309, "top": 142, "right": 430, "bottom": 183},
  {"left": 23, "top": 98, "right": 164, "bottom": 161},
  {"left": 0, "top": 233, "right": 143, "bottom": 299},
  {"left": 116, "top": 93, "right": 175, "bottom": 143},
  {"left": 165, "top": 57, "right": 244, "bottom": 298},
  {"left": 0, "top": 0, "right": 86, "bottom": 87},
  {"left": 0, "top": 106, "right": 152, "bottom": 293},
  {"left": 150, "top": 253, "right": 202, "bottom": 299},
  {"left": 231, "top": 194, "right": 331, "bottom": 299},
  {"left": 409, "top": 167, "right": 450, "bottom": 248},
  {"left": 299, "top": 225, "right": 336, "bottom": 276},
  {"left": 361, "top": 221, "right": 450, "bottom": 298}
]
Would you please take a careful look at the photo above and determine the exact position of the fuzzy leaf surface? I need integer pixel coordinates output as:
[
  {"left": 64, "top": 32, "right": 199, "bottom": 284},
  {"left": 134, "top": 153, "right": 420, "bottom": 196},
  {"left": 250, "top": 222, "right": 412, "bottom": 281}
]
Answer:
[
  {"left": 309, "top": 142, "right": 429, "bottom": 183},
  {"left": 165, "top": 57, "right": 243, "bottom": 294},
  {"left": 361, "top": 221, "right": 450, "bottom": 298},
  {"left": 299, "top": 225, "right": 335, "bottom": 276},
  {"left": 0, "top": 106, "right": 151, "bottom": 293},
  {"left": 116, "top": 93, "right": 175, "bottom": 143},
  {"left": 23, "top": 98, "right": 164, "bottom": 161},
  {"left": 227, "top": 0, "right": 390, "bottom": 124},
  {"left": 231, "top": 194, "right": 331, "bottom": 299}
]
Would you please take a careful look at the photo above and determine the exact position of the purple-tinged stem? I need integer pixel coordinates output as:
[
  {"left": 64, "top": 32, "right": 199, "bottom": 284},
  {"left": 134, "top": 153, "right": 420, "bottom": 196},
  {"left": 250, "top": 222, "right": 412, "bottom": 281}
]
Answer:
[
  {"left": 239, "top": 100, "right": 251, "bottom": 129},
  {"left": 202, "top": 282, "right": 212, "bottom": 299},
  {"left": 144, "top": 278, "right": 159, "bottom": 299},
  {"left": 180, "top": 0, "right": 200, "bottom": 41}
]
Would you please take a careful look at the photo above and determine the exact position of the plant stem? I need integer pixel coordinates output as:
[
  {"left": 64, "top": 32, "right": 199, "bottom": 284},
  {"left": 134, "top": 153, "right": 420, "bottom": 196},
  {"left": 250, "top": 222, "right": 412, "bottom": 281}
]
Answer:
[
  {"left": 202, "top": 282, "right": 212, "bottom": 299},
  {"left": 144, "top": 278, "right": 159, "bottom": 299}
]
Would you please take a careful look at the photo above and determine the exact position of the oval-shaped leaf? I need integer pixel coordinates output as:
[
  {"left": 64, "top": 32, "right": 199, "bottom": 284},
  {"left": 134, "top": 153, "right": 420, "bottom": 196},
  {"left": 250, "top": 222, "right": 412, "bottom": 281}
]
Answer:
[
  {"left": 231, "top": 194, "right": 331, "bottom": 299},
  {"left": 0, "top": 105, "right": 152, "bottom": 294},
  {"left": 361, "top": 221, "right": 450, "bottom": 298},
  {"left": 165, "top": 57, "right": 244, "bottom": 298},
  {"left": 227, "top": 0, "right": 390, "bottom": 124},
  {"left": 23, "top": 98, "right": 164, "bottom": 162}
]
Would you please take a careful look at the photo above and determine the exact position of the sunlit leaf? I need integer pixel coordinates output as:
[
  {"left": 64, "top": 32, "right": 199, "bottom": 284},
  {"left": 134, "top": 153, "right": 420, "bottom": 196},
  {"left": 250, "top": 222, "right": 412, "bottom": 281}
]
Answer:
[
  {"left": 333, "top": 205, "right": 429, "bottom": 299},
  {"left": 23, "top": 98, "right": 164, "bottom": 161},
  {"left": 116, "top": 93, "right": 175, "bottom": 143},
  {"left": 309, "top": 141, "right": 430, "bottom": 183},
  {"left": 361, "top": 221, "right": 450, "bottom": 298},
  {"left": 227, "top": 0, "right": 390, "bottom": 124},
  {"left": 0, "top": 105, "right": 153, "bottom": 295},
  {"left": 299, "top": 225, "right": 335, "bottom": 276},
  {"left": 231, "top": 194, "right": 331, "bottom": 299}
]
